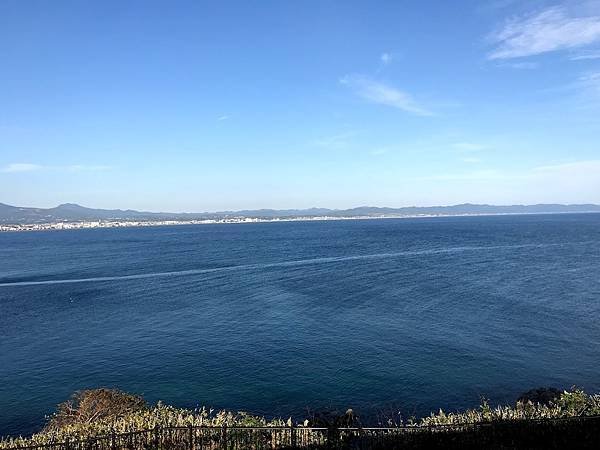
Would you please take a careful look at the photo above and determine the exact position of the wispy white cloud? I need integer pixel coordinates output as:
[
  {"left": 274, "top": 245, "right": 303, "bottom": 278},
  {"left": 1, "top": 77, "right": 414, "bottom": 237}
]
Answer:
[
  {"left": 411, "top": 160, "right": 600, "bottom": 190},
  {"left": 453, "top": 142, "right": 487, "bottom": 152},
  {"left": 64, "top": 165, "right": 112, "bottom": 172},
  {"left": 340, "top": 75, "right": 432, "bottom": 116},
  {"left": 217, "top": 114, "right": 230, "bottom": 121},
  {"left": 576, "top": 70, "right": 600, "bottom": 93},
  {"left": 525, "top": 160, "right": 600, "bottom": 200},
  {"left": 0, "top": 163, "right": 43, "bottom": 173},
  {"left": 569, "top": 49, "right": 600, "bottom": 60},
  {"left": 497, "top": 61, "right": 540, "bottom": 69},
  {"left": 540, "top": 68, "right": 600, "bottom": 105},
  {"left": 1, "top": 163, "right": 111, "bottom": 173},
  {"left": 312, "top": 131, "right": 357, "bottom": 149},
  {"left": 370, "top": 147, "right": 389, "bottom": 156},
  {"left": 531, "top": 159, "right": 600, "bottom": 175},
  {"left": 403, "top": 159, "right": 600, "bottom": 204},
  {"left": 380, "top": 52, "right": 392, "bottom": 65},
  {"left": 411, "top": 169, "right": 503, "bottom": 182},
  {"left": 558, "top": 69, "right": 600, "bottom": 101},
  {"left": 461, "top": 157, "right": 483, "bottom": 164},
  {"left": 488, "top": 6, "right": 600, "bottom": 59},
  {"left": 480, "top": 0, "right": 521, "bottom": 12}
]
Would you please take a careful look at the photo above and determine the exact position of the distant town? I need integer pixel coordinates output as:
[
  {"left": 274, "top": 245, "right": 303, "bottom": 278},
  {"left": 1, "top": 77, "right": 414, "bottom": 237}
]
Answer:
[
  {"left": 0, "top": 215, "right": 376, "bottom": 232},
  {"left": 1, "top": 202, "right": 600, "bottom": 232}
]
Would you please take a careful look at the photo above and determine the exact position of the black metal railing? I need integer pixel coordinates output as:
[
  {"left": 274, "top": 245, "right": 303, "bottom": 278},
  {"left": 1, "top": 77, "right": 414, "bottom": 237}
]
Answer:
[{"left": 8, "top": 415, "right": 600, "bottom": 450}]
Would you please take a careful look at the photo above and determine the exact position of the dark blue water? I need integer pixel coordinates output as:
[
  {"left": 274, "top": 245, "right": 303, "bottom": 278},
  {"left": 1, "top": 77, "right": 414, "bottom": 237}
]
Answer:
[{"left": 1, "top": 214, "right": 600, "bottom": 436}]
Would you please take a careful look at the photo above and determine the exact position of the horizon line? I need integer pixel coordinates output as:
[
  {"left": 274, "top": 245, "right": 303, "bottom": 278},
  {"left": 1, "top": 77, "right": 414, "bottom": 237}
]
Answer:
[{"left": 2, "top": 201, "right": 600, "bottom": 215}]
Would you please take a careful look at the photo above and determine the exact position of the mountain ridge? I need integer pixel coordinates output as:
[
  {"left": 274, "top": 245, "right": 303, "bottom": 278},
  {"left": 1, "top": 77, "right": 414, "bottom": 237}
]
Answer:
[{"left": 1, "top": 202, "right": 600, "bottom": 224}]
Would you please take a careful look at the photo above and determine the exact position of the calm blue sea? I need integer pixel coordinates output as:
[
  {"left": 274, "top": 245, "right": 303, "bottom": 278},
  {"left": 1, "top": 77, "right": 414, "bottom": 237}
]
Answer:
[{"left": 1, "top": 214, "right": 600, "bottom": 436}]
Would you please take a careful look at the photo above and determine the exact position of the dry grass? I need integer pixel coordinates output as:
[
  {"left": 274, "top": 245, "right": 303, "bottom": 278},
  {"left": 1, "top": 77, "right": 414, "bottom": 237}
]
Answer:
[
  {"left": 2, "top": 388, "right": 600, "bottom": 449},
  {"left": 44, "top": 389, "right": 147, "bottom": 431}
]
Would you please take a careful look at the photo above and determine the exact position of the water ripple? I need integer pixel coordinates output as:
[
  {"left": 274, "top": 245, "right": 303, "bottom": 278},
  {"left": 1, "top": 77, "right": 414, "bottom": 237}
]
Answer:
[{"left": 0, "top": 242, "right": 575, "bottom": 287}]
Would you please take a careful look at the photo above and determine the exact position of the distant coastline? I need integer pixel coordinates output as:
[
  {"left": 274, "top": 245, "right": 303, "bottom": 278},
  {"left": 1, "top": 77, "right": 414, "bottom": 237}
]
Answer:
[
  {"left": 2, "top": 201, "right": 600, "bottom": 232},
  {"left": 2, "top": 210, "right": 600, "bottom": 232}
]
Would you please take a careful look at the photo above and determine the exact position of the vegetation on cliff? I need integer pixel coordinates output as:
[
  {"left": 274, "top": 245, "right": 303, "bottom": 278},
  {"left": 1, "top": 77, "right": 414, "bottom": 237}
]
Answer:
[{"left": 1, "top": 387, "right": 599, "bottom": 449}]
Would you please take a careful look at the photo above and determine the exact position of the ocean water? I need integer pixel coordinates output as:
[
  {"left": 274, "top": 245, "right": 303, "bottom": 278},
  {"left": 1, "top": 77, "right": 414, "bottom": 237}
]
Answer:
[{"left": 1, "top": 214, "right": 600, "bottom": 436}]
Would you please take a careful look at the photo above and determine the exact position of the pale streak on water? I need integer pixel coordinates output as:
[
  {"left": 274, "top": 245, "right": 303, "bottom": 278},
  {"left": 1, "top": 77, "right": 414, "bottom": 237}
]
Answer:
[{"left": 0, "top": 242, "right": 576, "bottom": 287}]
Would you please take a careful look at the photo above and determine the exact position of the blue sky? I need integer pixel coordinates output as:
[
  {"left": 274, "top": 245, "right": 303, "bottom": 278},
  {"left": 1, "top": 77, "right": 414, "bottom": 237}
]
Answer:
[{"left": 1, "top": 0, "right": 600, "bottom": 211}]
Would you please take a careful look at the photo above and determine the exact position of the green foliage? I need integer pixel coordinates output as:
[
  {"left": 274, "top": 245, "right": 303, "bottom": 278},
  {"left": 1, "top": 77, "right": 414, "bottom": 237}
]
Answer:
[
  {"left": 0, "top": 401, "right": 287, "bottom": 449},
  {"left": 418, "top": 388, "right": 600, "bottom": 427},
  {"left": 2, "top": 388, "right": 600, "bottom": 449}
]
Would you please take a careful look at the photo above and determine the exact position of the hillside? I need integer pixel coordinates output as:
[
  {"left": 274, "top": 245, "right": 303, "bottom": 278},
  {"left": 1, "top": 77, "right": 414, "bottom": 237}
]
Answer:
[{"left": 1, "top": 202, "right": 599, "bottom": 224}]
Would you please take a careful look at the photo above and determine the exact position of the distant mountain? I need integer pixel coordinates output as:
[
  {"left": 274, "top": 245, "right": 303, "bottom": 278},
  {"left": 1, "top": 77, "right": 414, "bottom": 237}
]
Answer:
[
  {"left": 0, "top": 203, "right": 157, "bottom": 223},
  {"left": 1, "top": 202, "right": 599, "bottom": 224}
]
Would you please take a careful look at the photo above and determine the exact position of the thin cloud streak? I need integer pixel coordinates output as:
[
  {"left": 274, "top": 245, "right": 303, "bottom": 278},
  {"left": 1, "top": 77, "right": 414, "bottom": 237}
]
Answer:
[
  {"left": 312, "top": 131, "right": 357, "bottom": 149},
  {"left": 497, "top": 61, "right": 540, "bottom": 69},
  {"left": 65, "top": 165, "right": 112, "bottom": 172},
  {"left": 461, "top": 157, "right": 482, "bottom": 164},
  {"left": 0, "top": 163, "right": 43, "bottom": 173},
  {"left": 453, "top": 142, "right": 487, "bottom": 152},
  {"left": 532, "top": 159, "right": 600, "bottom": 174},
  {"left": 555, "top": 69, "right": 600, "bottom": 101},
  {"left": 488, "top": 6, "right": 600, "bottom": 59},
  {"left": 569, "top": 49, "right": 600, "bottom": 60},
  {"left": 411, "top": 170, "right": 503, "bottom": 182},
  {"left": 410, "top": 160, "right": 600, "bottom": 183},
  {"left": 380, "top": 52, "right": 392, "bottom": 65},
  {"left": 577, "top": 70, "right": 600, "bottom": 93},
  {"left": 370, "top": 147, "right": 388, "bottom": 156},
  {"left": 1, "top": 163, "right": 111, "bottom": 173},
  {"left": 340, "top": 75, "right": 433, "bottom": 116}
]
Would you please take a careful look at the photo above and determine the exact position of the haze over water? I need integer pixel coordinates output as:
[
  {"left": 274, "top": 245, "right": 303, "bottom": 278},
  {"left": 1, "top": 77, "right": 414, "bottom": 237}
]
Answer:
[{"left": 1, "top": 214, "right": 600, "bottom": 436}]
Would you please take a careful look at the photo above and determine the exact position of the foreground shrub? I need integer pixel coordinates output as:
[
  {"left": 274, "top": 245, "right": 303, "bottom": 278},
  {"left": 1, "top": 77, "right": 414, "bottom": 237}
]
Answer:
[
  {"left": 44, "top": 389, "right": 147, "bottom": 431},
  {"left": 2, "top": 387, "right": 600, "bottom": 449},
  {"left": 0, "top": 392, "right": 286, "bottom": 449},
  {"left": 418, "top": 388, "right": 600, "bottom": 427},
  {"left": 517, "top": 387, "right": 561, "bottom": 406}
]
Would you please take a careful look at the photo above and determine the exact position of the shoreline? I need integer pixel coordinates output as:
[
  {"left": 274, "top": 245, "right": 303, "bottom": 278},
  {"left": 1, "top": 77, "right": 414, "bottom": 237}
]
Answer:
[{"left": 1, "top": 210, "right": 599, "bottom": 233}]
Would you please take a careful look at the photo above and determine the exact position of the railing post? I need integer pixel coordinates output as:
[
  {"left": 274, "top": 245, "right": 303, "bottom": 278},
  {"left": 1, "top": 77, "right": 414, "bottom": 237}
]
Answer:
[
  {"left": 188, "top": 424, "right": 193, "bottom": 450},
  {"left": 153, "top": 425, "right": 160, "bottom": 450},
  {"left": 290, "top": 424, "right": 297, "bottom": 448},
  {"left": 326, "top": 427, "right": 339, "bottom": 449},
  {"left": 110, "top": 430, "right": 116, "bottom": 450},
  {"left": 65, "top": 437, "right": 70, "bottom": 450},
  {"left": 221, "top": 425, "right": 227, "bottom": 450}
]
